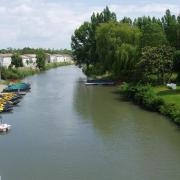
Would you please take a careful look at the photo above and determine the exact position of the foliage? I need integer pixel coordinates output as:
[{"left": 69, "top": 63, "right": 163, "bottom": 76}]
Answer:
[
  {"left": 1, "top": 67, "right": 38, "bottom": 80},
  {"left": 1, "top": 62, "right": 71, "bottom": 80},
  {"left": 120, "top": 83, "right": 180, "bottom": 125},
  {"left": 95, "top": 22, "right": 141, "bottom": 78},
  {"left": 0, "top": 47, "right": 72, "bottom": 55},
  {"left": 71, "top": 8, "right": 180, "bottom": 82},
  {"left": 141, "top": 22, "right": 167, "bottom": 47},
  {"left": 120, "top": 83, "right": 165, "bottom": 111},
  {"left": 173, "top": 50, "right": 180, "bottom": 81},
  {"left": 11, "top": 53, "right": 23, "bottom": 68},
  {"left": 162, "top": 9, "right": 180, "bottom": 49},
  {"left": 45, "top": 62, "right": 72, "bottom": 70},
  {"left": 71, "top": 6, "right": 117, "bottom": 68},
  {"left": 71, "top": 22, "right": 92, "bottom": 67},
  {"left": 137, "top": 46, "right": 174, "bottom": 84},
  {"left": 36, "top": 50, "right": 46, "bottom": 70},
  {"left": 159, "top": 103, "right": 180, "bottom": 124}
]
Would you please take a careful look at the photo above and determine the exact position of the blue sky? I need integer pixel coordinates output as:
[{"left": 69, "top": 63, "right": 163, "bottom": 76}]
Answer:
[{"left": 0, "top": 0, "right": 179, "bottom": 49}]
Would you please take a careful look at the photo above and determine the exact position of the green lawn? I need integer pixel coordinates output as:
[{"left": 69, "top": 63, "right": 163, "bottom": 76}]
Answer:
[{"left": 153, "top": 85, "right": 180, "bottom": 108}]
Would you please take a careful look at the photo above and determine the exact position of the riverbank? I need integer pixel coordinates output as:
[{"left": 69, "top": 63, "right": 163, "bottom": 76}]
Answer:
[
  {"left": 1, "top": 62, "right": 73, "bottom": 81},
  {"left": 153, "top": 86, "right": 180, "bottom": 108},
  {"left": 119, "top": 83, "right": 180, "bottom": 126}
]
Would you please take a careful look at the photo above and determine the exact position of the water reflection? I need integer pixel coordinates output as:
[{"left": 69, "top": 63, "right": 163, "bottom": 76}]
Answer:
[{"left": 73, "top": 80, "right": 134, "bottom": 137}]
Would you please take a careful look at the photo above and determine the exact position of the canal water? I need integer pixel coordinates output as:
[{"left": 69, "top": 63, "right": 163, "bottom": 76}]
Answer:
[{"left": 0, "top": 65, "right": 180, "bottom": 180}]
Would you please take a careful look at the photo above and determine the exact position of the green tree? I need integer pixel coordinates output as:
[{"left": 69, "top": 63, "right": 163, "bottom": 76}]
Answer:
[
  {"left": 11, "top": 53, "right": 23, "bottom": 68},
  {"left": 120, "top": 17, "right": 132, "bottom": 25},
  {"left": 71, "top": 6, "right": 117, "bottom": 68},
  {"left": 173, "top": 50, "right": 180, "bottom": 81},
  {"left": 96, "top": 22, "right": 141, "bottom": 78},
  {"left": 137, "top": 46, "right": 174, "bottom": 84},
  {"left": 36, "top": 50, "right": 46, "bottom": 70},
  {"left": 141, "top": 22, "right": 167, "bottom": 47},
  {"left": 162, "top": 9, "right": 178, "bottom": 48},
  {"left": 71, "top": 22, "right": 91, "bottom": 68}
]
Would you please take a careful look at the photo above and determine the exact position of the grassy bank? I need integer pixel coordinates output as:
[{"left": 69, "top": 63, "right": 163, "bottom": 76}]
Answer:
[
  {"left": 1, "top": 62, "right": 73, "bottom": 80},
  {"left": 120, "top": 83, "right": 180, "bottom": 126},
  {"left": 45, "top": 62, "right": 73, "bottom": 70},
  {"left": 1, "top": 67, "right": 39, "bottom": 80},
  {"left": 153, "top": 86, "right": 180, "bottom": 108}
]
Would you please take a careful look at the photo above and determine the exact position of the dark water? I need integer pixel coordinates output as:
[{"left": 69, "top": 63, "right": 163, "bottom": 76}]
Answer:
[{"left": 0, "top": 65, "right": 180, "bottom": 180}]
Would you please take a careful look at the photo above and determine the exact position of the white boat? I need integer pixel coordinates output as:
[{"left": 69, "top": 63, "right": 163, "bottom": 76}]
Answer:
[{"left": 0, "top": 123, "right": 11, "bottom": 132}]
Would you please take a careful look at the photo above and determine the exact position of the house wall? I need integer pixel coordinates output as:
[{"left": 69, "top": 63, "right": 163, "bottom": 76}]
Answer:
[
  {"left": 0, "top": 57, "right": 12, "bottom": 68},
  {"left": 21, "top": 55, "right": 37, "bottom": 68},
  {"left": 47, "top": 54, "right": 73, "bottom": 63}
]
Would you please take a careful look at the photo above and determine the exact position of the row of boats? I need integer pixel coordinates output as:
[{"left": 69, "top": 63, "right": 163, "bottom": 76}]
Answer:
[{"left": 0, "top": 82, "right": 31, "bottom": 133}]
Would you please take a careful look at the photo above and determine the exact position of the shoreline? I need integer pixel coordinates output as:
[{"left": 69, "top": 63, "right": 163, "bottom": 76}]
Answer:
[{"left": 1, "top": 62, "right": 74, "bottom": 82}]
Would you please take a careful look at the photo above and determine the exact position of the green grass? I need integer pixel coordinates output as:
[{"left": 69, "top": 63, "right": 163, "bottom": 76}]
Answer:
[
  {"left": 153, "top": 85, "right": 180, "bottom": 108},
  {"left": 45, "top": 62, "right": 73, "bottom": 70},
  {"left": 1, "top": 62, "right": 73, "bottom": 80}
]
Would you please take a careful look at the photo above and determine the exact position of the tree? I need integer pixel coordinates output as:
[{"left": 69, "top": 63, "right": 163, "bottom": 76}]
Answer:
[
  {"left": 71, "top": 6, "right": 117, "bottom": 68},
  {"left": 121, "top": 17, "right": 132, "bottom": 25},
  {"left": 173, "top": 50, "right": 180, "bottom": 81},
  {"left": 71, "top": 22, "right": 91, "bottom": 68},
  {"left": 162, "top": 9, "right": 178, "bottom": 48},
  {"left": 137, "top": 46, "right": 174, "bottom": 84},
  {"left": 11, "top": 53, "right": 23, "bottom": 68},
  {"left": 36, "top": 50, "right": 46, "bottom": 70},
  {"left": 141, "top": 22, "right": 167, "bottom": 47},
  {"left": 95, "top": 22, "right": 141, "bottom": 78}
]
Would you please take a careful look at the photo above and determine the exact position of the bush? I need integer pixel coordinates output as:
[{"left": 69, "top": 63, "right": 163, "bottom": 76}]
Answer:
[
  {"left": 120, "top": 83, "right": 180, "bottom": 125},
  {"left": 159, "top": 103, "right": 180, "bottom": 125},
  {"left": 45, "top": 62, "right": 71, "bottom": 70},
  {"left": 120, "top": 83, "right": 162, "bottom": 110},
  {"left": 1, "top": 67, "right": 38, "bottom": 80}
]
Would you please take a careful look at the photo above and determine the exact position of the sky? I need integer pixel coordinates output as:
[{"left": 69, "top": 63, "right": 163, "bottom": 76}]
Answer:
[{"left": 0, "top": 0, "right": 179, "bottom": 49}]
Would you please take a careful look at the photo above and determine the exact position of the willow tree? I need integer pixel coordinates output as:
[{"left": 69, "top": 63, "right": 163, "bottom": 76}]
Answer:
[{"left": 95, "top": 22, "right": 141, "bottom": 78}]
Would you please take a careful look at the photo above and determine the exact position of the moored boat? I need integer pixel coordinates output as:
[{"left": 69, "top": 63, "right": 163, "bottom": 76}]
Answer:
[
  {"left": 85, "top": 79, "right": 115, "bottom": 85},
  {"left": 0, "top": 123, "right": 11, "bottom": 132},
  {"left": 3, "top": 82, "right": 31, "bottom": 92}
]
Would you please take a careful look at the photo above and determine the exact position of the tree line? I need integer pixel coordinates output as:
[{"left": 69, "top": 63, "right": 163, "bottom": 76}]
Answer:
[
  {"left": 0, "top": 47, "right": 72, "bottom": 55},
  {"left": 71, "top": 7, "right": 180, "bottom": 85}
]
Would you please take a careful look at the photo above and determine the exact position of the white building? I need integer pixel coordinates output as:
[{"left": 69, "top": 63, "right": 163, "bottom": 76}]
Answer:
[
  {"left": 47, "top": 54, "right": 73, "bottom": 63},
  {"left": 0, "top": 54, "right": 12, "bottom": 68},
  {"left": 21, "top": 54, "right": 37, "bottom": 68}
]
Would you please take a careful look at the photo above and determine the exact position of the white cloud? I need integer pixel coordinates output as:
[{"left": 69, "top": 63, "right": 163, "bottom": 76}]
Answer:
[
  {"left": 0, "top": 0, "right": 179, "bottom": 49},
  {"left": 110, "top": 3, "right": 180, "bottom": 18}
]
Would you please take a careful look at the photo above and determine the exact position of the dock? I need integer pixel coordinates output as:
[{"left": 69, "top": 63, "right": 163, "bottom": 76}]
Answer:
[{"left": 85, "top": 79, "right": 115, "bottom": 85}]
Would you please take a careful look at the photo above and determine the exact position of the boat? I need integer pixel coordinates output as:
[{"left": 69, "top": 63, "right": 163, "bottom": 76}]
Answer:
[
  {"left": 0, "top": 123, "right": 11, "bottom": 132},
  {"left": 3, "top": 83, "right": 31, "bottom": 92},
  {"left": 85, "top": 79, "right": 115, "bottom": 85},
  {"left": 0, "top": 100, "right": 13, "bottom": 112},
  {"left": 0, "top": 93, "right": 21, "bottom": 105}
]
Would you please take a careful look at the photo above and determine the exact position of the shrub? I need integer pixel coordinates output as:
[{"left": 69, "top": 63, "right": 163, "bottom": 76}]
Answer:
[
  {"left": 1, "top": 67, "right": 38, "bottom": 80},
  {"left": 45, "top": 62, "right": 71, "bottom": 70},
  {"left": 120, "top": 83, "right": 180, "bottom": 126},
  {"left": 120, "top": 83, "right": 159, "bottom": 109},
  {"left": 159, "top": 103, "right": 180, "bottom": 125}
]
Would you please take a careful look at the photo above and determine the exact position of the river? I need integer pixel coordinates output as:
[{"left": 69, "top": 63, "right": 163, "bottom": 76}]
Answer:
[{"left": 0, "top": 65, "right": 180, "bottom": 180}]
